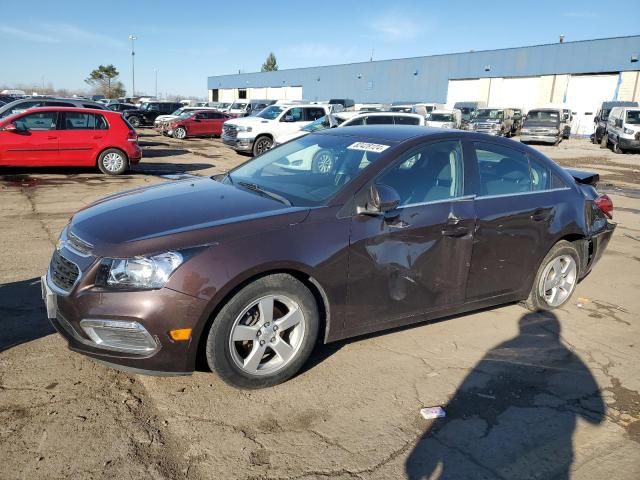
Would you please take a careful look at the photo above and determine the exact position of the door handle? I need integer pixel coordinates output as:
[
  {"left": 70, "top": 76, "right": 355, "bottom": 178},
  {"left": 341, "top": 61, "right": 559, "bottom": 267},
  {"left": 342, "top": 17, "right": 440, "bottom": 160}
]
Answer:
[
  {"left": 47, "top": 136, "right": 57, "bottom": 140},
  {"left": 93, "top": 136, "right": 104, "bottom": 140}
]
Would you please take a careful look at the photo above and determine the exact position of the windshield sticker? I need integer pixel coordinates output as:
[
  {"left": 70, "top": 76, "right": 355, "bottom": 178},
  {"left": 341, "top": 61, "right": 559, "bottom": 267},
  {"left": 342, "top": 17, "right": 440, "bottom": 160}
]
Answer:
[{"left": 347, "top": 142, "right": 390, "bottom": 153}]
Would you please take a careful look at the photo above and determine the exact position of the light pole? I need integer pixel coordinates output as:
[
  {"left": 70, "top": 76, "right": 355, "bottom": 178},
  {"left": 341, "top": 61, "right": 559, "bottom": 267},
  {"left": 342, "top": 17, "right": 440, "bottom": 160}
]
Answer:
[
  {"left": 154, "top": 69, "right": 158, "bottom": 98},
  {"left": 129, "top": 34, "right": 137, "bottom": 97}
]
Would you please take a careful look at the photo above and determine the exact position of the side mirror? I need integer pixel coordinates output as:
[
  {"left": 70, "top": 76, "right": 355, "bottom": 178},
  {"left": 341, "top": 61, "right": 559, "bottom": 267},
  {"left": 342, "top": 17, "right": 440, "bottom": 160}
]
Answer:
[
  {"left": 357, "top": 184, "right": 400, "bottom": 216},
  {"left": 3, "top": 122, "right": 26, "bottom": 133},
  {"left": 282, "top": 115, "right": 294, "bottom": 122}
]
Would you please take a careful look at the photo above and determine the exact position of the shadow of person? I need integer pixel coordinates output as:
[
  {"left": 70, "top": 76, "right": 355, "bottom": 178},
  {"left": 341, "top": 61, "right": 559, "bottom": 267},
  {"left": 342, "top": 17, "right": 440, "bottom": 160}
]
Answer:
[
  {"left": 0, "top": 277, "right": 55, "bottom": 353},
  {"left": 405, "top": 311, "right": 605, "bottom": 480}
]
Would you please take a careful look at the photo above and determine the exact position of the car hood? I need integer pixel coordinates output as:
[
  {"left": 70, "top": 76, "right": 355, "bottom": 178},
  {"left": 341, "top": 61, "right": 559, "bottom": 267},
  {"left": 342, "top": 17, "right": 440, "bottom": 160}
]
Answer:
[
  {"left": 227, "top": 116, "right": 273, "bottom": 127},
  {"left": 523, "top": 121, "right": 560, "bottom": 128},
  {"left": 155, "top": 114, "right": 177, "bottom": 122},
  {"left": 70, "top": 177, "right": 309, "bottom": 257}
]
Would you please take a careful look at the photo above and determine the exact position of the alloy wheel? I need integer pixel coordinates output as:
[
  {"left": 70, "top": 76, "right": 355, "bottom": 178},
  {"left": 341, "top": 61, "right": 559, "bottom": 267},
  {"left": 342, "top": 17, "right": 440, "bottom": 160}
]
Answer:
[
  {"left": 254, "top": 137, "right": 272, "bottom": 155},
  {"left": 314, "top": 151, "right": 334, "bottom": 174},
  {"left": 174, "top": 127, "right": 186, "bottom": 139},
  {"left": 538, "top": 255, "right": 577, "bottom": 307},
  {"left": 228, "top": 295, "right": 305, "bottom": 376},
  {"left": 102, "top": 152, "right": 124, "bottom": 173}
]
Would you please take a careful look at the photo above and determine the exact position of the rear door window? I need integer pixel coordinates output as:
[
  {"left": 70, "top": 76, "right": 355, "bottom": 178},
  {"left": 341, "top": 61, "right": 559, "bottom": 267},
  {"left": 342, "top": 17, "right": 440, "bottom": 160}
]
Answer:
[
  {"left": 61, "top": 112, "right": 108, "bottom": 130},
  {"left": 394, "top": 116, "right": 421, "bottom": 125},
  {"left": 365, "top": 115, "right": 394, "bottom": 125},
  {"left": 473, "top": 142, "right": 531, "bottom": 196},
  {"left": 305, "top": 108, "right": 326, "bottom": 121}
]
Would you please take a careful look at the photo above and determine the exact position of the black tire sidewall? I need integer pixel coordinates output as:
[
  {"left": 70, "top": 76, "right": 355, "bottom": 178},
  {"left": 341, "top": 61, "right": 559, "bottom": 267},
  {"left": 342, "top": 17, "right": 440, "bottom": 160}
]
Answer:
[
  {"left": 129, "top": 116, "right": 141, "bottom": 127},
  {"left": 98, "top": 148, "right": 128, "bottom": 175},
  {"left": 526, "top": 241, "right": 580, "bottom": 311},
  {"left": 252, "top": 136, "right": 272, "bottom": 157},
  {"left": 205, "top": 274, "right": 319, "bottom": 389}
]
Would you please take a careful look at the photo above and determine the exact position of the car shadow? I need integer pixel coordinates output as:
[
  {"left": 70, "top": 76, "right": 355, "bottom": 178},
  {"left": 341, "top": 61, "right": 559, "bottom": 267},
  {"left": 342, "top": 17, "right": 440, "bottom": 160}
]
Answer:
[
  {"left": 404, "top": 310, "right": 605, "bottom": 480},
  {"left": 0, "top": 277, "right": 56, "bottom": 353}
]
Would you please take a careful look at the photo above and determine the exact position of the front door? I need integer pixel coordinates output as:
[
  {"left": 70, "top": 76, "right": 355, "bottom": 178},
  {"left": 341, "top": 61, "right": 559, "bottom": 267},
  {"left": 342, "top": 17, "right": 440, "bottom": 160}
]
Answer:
[
  {"left": 0, "top": 111, "right": 59, "bottom": 166},
  {"left": 346, "top": 139, "right": 475, "bottom": 334}
]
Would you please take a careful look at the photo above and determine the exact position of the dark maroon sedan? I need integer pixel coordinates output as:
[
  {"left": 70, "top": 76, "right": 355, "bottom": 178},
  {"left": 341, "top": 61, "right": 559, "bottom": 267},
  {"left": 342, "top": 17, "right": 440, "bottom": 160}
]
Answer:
[{"left": 42, "top": 126, "right": 615, "bottom": 388}]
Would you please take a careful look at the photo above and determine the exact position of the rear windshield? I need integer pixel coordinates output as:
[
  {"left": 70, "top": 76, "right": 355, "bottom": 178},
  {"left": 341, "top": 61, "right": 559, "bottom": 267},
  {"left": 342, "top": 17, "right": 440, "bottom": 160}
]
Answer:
[{"left": 429, "top": 113, "right": 453, "bottom": 122}]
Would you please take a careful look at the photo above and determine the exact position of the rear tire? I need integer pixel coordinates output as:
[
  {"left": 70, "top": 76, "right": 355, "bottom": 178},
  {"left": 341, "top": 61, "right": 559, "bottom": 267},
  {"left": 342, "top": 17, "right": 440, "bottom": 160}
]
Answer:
[
  {"left": 522, "top": 240, "right": 580, "bottom": 311},
  {"left": 128, "top": 116, "right": 141, "bottom": 128},
  {"left": 97, "top": 148, "right": 128, "bottom": 175},
  {"left": 205, "top": 274, "right": 319, "bottom": 389},
  {"left": 612, "top": 140, "right": 624, "bottom": 154},
  {"left": 600, "top": 134, "right": 609, "bottom": 149}
]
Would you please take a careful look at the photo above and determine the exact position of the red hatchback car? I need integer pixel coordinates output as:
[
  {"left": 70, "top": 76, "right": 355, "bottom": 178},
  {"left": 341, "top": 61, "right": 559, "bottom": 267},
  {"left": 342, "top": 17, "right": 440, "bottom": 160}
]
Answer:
[
  {"left": 0, "top": 107, "right": 141, "bottom": 175},
  {"left": 167, "top": 110, "right": 229, "bottom": 139}
]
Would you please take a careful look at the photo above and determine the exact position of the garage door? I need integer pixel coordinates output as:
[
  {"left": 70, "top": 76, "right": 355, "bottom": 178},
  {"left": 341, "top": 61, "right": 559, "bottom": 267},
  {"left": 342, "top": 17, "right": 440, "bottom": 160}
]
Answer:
[
  {"left": 565, "top": 74, "right": 619, "bottom": 135},
  {"left": 446, "top": 79, "right": 481, "bottom": 107},
  {"left": 490, "top": 77, "right": 542, "bottom": 113}
]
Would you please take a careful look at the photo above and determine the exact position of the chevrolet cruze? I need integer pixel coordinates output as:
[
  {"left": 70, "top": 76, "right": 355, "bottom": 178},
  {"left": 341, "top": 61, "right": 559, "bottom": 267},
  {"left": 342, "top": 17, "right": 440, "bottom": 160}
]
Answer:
[{"left": 42, "top": 126, "right": 615, "bottom": 388}]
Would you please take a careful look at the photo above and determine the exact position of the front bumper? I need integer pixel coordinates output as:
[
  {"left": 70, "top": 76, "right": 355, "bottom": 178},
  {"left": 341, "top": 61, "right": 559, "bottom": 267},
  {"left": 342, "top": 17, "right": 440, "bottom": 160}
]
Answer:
[
  {"left": 618, "top": 137, "right": 640, "bottom": 151},
  {"left": 222, "top": 134, "right": 254, "bottom": 151},
  {"left": 41, "top": 257, "right": 208, "bottom": 374},
  {"left": 520, "top": 134, "right": 559, "bottom": 144}
]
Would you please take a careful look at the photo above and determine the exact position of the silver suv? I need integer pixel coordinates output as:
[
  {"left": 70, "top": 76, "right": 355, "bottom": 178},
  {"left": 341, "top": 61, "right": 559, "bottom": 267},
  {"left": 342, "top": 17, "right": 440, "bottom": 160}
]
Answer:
[{"left": 0, "top": 97, "right": 106, "bottom": 119}]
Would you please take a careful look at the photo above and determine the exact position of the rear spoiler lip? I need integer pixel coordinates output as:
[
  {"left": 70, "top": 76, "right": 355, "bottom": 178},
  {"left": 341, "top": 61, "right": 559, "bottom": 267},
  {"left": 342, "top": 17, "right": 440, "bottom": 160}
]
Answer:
[{"left": 565, "top": 168, "right": 600, "bottom": 186}]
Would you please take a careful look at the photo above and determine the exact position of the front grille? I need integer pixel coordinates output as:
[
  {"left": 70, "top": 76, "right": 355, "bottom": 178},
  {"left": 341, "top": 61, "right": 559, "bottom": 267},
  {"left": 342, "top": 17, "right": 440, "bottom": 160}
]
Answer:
[
  {"left": 50, "top": 250, "right": 80, "bottom": 293},
  {"left": 223, "top": 124, "right": 237, "bottom": 139},
  {"left": 67, "top": 231, "right": 93, "bottom": 256}
]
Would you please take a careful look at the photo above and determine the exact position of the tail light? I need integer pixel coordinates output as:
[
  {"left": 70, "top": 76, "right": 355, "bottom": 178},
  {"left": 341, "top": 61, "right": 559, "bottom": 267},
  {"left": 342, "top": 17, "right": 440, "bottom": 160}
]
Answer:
[
  {"left": 594, "top": 194, "right": 613, "bottom": 219},
  {"left": 127, "top": 129, "right": 138, "bottom": 143}
]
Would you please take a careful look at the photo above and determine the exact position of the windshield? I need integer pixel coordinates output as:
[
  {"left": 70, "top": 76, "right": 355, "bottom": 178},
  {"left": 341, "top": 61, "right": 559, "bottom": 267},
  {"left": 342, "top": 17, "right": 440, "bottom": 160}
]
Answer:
[
  {"left": 227, "top": 134, "right": 391, "bottom": 206},
  {"left": 218, "top": 103, "right": 231, "bottom": 108},
  {"left": 474, "top": 109, "right": 503, "bottom": 120},
  {"left": 626, "top": 110, "right": 640, "bottom": 125},
  {"left": 230, "top": 102, "right": 248, "bottom": 110},
  {"left": 390, "top": 106, "right": 413, "bottom": 113},
  {"left": 526, "top": 110, "right": 560, "bottom": 124},
  {"left": 256, "top": 105, "right": 285, "bottom": 120},
  {"left": 171, "top": 107, "right": 186, "bottom": 116},
  {"left": 178, "top": 111, "right": 195, "bottom": 119},
  {"left": 139, "top": 103, "right": 151, "bottom": 111},
  {"left": 429, "top": 113, "right": 453, "bottom": 122}
]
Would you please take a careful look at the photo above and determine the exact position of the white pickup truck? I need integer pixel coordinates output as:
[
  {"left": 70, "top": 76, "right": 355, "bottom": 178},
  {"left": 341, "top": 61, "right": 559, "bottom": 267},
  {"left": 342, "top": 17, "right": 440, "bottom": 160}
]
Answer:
[{"left": 222, "top": 104, "right": 331, "bottom": 156}]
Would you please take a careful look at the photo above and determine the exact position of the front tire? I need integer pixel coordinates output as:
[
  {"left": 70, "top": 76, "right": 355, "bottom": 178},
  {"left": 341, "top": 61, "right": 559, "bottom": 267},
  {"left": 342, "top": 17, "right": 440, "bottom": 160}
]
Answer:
[
  {"left": 97, "top": 148, "right": 128, "bottom": 175},
  {"left": 522, "top": 240, "right": 580, "bottom": 311},
  {"left": 205, "top": 274, "right": 319, "bottom": 389},
  {"left": 173, "top": 127, "right": 187, "bottom": 139},
  {"left": 128, "top": 116, "right": 141, "bottom": 128},
  {"left": 612, "top": 139, "right": 624, "bottom": 154},
  {"left": 252, "top": 136, "right": 273, "bottom": 157}
]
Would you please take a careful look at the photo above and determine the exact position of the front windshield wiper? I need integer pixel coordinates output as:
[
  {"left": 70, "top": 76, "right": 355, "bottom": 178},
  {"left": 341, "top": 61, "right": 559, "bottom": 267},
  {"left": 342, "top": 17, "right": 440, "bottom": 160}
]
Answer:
[{"left": 237, "top": 181, "right": 292, "bottom": 206}]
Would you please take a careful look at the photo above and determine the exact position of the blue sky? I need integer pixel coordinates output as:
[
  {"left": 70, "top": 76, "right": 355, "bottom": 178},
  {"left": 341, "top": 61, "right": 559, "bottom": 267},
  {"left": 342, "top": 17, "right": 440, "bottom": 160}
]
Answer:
[{"left": 1, "top": 0, "right": 638, "bottom": 98}]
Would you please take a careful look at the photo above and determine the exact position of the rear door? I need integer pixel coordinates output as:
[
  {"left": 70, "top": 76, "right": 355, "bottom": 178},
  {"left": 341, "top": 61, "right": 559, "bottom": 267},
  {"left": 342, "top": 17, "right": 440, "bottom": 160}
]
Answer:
[
  {"left": 346, "top": 139, "right": 476, "bottom": 332},
  {"left": 464, "top": 140, "right": 567, "bottom": 300},
  {"left": 0, "top": 111, "right": 59, "bottom": 166},
  {"left": 58, "top": 112, "right": 108, "bottom": 166}
]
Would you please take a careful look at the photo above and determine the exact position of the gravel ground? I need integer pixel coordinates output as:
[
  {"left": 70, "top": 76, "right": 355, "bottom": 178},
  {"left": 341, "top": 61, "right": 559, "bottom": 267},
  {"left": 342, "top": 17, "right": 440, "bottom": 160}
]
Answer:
[{"left": 1, "top": 132, "right": 639, "bottom": 480}]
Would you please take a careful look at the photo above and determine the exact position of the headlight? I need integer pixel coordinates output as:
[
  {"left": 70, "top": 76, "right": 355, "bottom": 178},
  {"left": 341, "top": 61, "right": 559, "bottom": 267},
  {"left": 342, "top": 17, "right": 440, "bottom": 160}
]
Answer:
[
  {"left": 97, "top": 251, "right": 183, "bottom": 289},
  {"left": 549, "top": 128, "right": 559, "bottom": 135},
  {"left": 236, "top": 125, "right": 252, "bottom": 132},
  {"left": 491, "top": 123, "right": 501, "bottom": 130},
  {"left": 623, "top": 127, "right": 635, "bottom": 135},
  {"left": 521, "top": 129, "right": 531, "bottom": 134}
]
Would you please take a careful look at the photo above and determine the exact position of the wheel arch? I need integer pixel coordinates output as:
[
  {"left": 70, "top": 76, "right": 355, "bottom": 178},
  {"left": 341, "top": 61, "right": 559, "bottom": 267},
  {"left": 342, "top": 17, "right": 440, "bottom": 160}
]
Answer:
[{"left": 194, "top": 267, "right": 332, "bottom": 369}]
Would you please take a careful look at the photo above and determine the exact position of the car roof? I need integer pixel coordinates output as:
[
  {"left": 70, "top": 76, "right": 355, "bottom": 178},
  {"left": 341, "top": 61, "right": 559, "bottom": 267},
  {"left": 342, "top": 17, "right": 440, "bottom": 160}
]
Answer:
[
  {"left": 313, "top": 125, "right": 440, "bottom": 142},
  {"left": 3, "top": 106, "right": 118, "bottom": 119}
]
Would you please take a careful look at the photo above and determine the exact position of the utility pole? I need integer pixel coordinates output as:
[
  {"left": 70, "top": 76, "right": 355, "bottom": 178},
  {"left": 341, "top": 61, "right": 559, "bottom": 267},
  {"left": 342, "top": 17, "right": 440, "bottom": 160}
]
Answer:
[
  {"left": 129, "top": 34, "right": 137, "bottom": 96},
  {"left": 154, "top": 69, "right": 158, "bottom": 98}
]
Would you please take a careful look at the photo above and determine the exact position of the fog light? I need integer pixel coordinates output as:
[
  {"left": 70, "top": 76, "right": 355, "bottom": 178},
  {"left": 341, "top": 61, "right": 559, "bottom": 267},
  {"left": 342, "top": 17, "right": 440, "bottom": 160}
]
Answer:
[
  {"left": 80, "top": 319, "right": 157, "bottom": 354},
  {"left": 169, "top": 328, "right": 192, "bottom": 341}
]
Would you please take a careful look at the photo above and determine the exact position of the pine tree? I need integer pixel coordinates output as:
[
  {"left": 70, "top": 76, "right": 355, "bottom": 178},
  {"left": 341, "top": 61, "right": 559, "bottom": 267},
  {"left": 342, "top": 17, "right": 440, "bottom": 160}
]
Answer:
[{"left": 261, "top": 53, "right": 278, "bottom": 72}]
